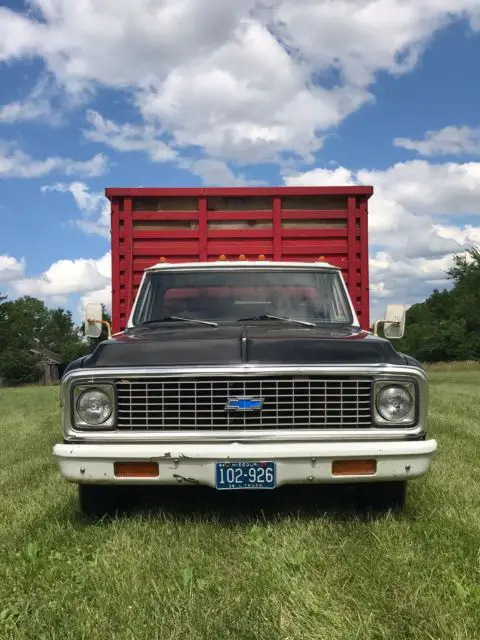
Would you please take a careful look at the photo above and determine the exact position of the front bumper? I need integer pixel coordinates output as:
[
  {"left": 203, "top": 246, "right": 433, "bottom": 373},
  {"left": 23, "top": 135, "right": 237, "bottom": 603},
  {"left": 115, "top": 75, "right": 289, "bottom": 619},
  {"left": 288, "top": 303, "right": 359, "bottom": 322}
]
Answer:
[{"left": 53, "top": 439, "right": 438, "bottom": 487}]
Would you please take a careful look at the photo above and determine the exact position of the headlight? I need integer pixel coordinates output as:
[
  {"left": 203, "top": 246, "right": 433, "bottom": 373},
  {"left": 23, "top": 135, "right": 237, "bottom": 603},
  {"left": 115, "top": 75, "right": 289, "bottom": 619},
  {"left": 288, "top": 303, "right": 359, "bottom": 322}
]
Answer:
[
  {"left": 73, "top": 384, "right": 115, "bottom": 428},
  {"left": 376, "top": 385, "right": 413, "bottom": 423},
  {"left": 77, "top": 389, "right": 112, "bottom": 425}
]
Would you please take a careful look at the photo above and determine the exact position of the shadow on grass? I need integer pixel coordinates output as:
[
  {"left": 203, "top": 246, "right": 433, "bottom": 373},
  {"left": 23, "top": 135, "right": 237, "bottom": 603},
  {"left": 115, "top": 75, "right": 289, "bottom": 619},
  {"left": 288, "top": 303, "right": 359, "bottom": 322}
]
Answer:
[{"left": 72, "top": 483, "right": 415, "bottom": 525}]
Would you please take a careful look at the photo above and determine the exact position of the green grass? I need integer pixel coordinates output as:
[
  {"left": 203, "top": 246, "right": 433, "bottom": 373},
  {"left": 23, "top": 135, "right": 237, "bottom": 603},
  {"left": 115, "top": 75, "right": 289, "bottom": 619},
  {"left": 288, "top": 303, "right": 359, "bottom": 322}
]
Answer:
[{"left": 1, "top": 372, "right": 479, "bottom": 640}]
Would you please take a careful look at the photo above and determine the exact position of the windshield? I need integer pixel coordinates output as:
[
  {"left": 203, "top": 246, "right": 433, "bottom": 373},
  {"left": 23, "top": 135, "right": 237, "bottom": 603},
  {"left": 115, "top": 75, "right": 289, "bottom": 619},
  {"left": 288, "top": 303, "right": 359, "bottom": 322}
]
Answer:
[{"left": 131, "top": 268, "right": 353, "bottom": 326}]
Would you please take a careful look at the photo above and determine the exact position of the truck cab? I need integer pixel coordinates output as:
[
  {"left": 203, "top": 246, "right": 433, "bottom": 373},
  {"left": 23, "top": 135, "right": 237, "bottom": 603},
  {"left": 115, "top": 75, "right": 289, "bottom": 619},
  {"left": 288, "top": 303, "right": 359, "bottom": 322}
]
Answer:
[{"left": 54, "top": 187, "right": 437, "bottom": 517}]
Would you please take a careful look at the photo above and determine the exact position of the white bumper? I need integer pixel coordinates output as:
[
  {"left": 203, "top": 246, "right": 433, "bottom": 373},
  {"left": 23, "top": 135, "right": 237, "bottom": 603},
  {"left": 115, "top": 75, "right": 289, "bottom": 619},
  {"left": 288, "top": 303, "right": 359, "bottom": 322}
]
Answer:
[{"left": 53, "top": 439, "right": 437, "bottom": 487}]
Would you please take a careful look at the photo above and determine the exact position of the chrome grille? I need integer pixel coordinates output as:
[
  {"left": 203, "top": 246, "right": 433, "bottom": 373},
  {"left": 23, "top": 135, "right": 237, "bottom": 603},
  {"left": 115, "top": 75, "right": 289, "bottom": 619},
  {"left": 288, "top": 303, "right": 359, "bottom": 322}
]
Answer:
[{"left": 115, "top": 375, "right": 373, "bottom": 430}]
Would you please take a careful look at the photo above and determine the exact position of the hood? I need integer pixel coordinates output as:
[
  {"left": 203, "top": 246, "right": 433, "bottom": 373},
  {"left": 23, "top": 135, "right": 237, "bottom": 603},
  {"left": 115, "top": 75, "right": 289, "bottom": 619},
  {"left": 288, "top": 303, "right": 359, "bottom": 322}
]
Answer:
[{"left": 81, "top": 323, "right": 407, "bottom": 368}]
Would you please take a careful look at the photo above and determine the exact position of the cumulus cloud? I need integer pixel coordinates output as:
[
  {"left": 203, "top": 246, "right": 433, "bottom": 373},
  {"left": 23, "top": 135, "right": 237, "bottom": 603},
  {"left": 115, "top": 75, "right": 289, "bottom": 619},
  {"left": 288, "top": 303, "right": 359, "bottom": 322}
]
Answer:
[
  {"left": 41, "top": 181, "right": 110, "bottom": 239},
  {"left": 79, "top": 285, "right": 112, "bottom": 319},
  {"left": 179, "top": 158, "right": 266, "bottom": 186},
  {"left": 0, "top": 73, "right": 70, "bottom": 125},
  {"left": 394, "top": 125, "right": 480, "bottom": 157},
  {"left": 284, "top": 159, "right": 480, "bottom": 318},
  {"left": 0, "top": 1, "right": 249, "bottom": 89},
  {"left": 1, "top": 1, "right": 480, "bottom": 163},
  {"left": 357, "top": 160, "right": 480, "bottom": 217},
  {"left": 2, "top": 252, "right": 111, "bottom": 322},
  {"left": 135, "top": 19, "right": 369, "bottom": 163},
  {"left": 15, "top": 252, "right": 111, "bottom": 298},
  {"left": 0, "top": 143, "right": 108, "bottom": 179},
  {"left": 84, "top": 110, "right": 176, "bottom": 163},
  {"left": 367, "top": 251, "right": 458, "bottom": 321},
  {"left": 84, "top": 110, "right": 269, "bottom": 184},
  {"left": 0, "top": 255, "right": 25, "bottom": 284},
  {"left": 285, "top": 160, "right": 480, "bottom": 255}
]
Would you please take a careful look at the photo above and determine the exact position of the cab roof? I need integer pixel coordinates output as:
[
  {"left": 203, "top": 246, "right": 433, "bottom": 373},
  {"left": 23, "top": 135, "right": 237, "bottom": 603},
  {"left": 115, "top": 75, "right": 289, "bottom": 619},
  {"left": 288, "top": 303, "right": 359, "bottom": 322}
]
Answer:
[{"left": 146, "top": 260, "right": 340, "bottom": 272}]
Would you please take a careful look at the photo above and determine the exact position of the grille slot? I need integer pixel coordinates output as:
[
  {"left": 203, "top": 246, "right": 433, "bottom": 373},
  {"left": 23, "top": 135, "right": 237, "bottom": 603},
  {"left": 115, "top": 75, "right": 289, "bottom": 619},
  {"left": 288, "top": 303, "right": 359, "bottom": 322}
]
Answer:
[{"left": 115, "top": 375, "right": 373, "bottom": 430}]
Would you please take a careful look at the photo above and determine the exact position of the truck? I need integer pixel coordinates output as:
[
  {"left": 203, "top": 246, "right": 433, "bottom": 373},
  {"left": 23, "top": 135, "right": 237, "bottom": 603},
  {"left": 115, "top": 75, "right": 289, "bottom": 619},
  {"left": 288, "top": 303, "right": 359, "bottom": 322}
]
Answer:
[{"left": 53, "top": 186, "right": 437, "bottom": 517}]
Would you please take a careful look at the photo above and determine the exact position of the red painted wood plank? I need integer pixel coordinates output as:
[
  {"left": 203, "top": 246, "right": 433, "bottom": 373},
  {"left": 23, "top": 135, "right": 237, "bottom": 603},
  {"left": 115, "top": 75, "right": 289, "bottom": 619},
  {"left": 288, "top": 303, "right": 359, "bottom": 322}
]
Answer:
[
  {"left": 207, "top": 211, "right": 273, "bottom": 220},
  {"left": 358, "top": 197, "right": 370, "bottom": 329},
  {"left": 272, "top": 197, "right": 281, "bottom": 260},
  {"left": 132, "top": 211, "right": 198, "bottom": 221},
  {"left": 198, "top": 196, "right": 208, "bottom": 261},
  {"left": 123, "top": 197, "right": 133, "bottom": 329},
  {"left": 110, "top": 198, "right": 121, "bottom": 334},
  {"left": 280, "top": 210, "right": 348, "bottom": 219},
  {"left": 346, "top": 196, "right": 357, "bottom": 310}
]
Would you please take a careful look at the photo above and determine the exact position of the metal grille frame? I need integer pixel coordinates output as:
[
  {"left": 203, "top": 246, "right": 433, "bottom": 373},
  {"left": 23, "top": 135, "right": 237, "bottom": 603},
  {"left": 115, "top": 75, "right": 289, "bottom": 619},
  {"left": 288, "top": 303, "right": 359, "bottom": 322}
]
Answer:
[
  {"left": 62, "top": 365, "right": 428, "bottom": 443},
  {"left": 115, "top": 375, "right": 373, "bottom": 431}
]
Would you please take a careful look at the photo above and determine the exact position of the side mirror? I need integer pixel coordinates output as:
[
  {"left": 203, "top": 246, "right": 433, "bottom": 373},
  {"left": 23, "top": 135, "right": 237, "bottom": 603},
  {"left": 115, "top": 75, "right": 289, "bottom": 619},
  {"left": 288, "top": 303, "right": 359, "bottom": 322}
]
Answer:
[
  {"left": 84, "top": 302, "right": 104, "bottom": 339},
  {"left": 383, "top": 304, "right": 406, "bottom": 340}
]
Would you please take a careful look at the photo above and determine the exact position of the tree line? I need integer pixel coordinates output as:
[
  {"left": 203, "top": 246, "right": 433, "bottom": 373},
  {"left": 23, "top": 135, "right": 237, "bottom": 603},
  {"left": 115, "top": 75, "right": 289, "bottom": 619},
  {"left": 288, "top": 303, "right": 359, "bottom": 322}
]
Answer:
[
  {"left": 390, "top": 248, "right": 480, "bottom": 362},
  {"left": 0, "top": 294, "right": 110, "bottom": 386}
]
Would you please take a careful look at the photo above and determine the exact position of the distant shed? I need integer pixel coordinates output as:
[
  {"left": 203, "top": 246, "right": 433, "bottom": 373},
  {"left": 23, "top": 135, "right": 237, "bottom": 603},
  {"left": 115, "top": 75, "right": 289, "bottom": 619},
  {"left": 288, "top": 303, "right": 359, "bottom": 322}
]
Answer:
[{"left": 31, "top": 346, "right": 62, "bottom": 385}]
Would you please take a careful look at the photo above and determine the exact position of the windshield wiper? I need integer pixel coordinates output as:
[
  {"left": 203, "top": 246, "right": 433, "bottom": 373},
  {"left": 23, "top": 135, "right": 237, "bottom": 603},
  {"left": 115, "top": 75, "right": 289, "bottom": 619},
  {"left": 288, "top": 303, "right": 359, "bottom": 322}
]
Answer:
[
  {"left": 236, "top": 314, "right": 316, "bottom": 327},
  {"left": 138, "top": 316, "right": 218, "bottom": 327}
]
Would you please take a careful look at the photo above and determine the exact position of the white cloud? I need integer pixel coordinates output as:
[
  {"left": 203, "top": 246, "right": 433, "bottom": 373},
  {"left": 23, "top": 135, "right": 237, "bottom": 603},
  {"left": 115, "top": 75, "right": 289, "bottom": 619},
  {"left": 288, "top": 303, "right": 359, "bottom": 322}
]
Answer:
[
  {"left": 357, "top": 160, "right": 480, "bottom": 217},
  {"left": 272, "top": 0, "right": 480, "bottom": 85},
  {"left": 433, "top": 223, "right": 480, "bottom": 247},
  {"left": 41, "top": 181, "right": 110, "bottom": 239},
  {"left": 0, "top": 74, "right": 60, "bottom": 124},
  {"left": 394, "top": 125, "right": 480, "bottom": 157},
  {"left": 15, "top": 252, "right": 111, "bottom": 298},
  {"left": 0, "top": 255, "right": 25, "bottom": 284},
  {"left": 0, "top": 143, "right": 108, "bottom": 179},
  {"left": 0, "top": 99, "right": 49, "bottom": 125},
  {"left": 135, "top": 18, "right": 369, "bottom": 163},
  {"left": 76, "top": 213, "right": 110, "bottom": 240},
  {"left": 180, "top": 158, "right": 266, "bottom": 186},
  {"left": 42, "top": 181, "right": 103, "bottom": 212},
  {"left": 284, "top": 166, "right": 355, "bottom": 187},
  {"left": 286, "top": 160, "right": 480, "bottom": 258},
  {"left": 1, "top": 1, "right": 479, "bottom": 163},
  {"left": 0, "top": 1, "right": 250, "bottom": 89},
  {"left": 79, "top": 285, "right": 112, "bottom": 318},
  {"left": 284, "top": 158, "right": 480, "bottom": 318},
  {"left": 368, "top": 250, "right": 458, "bottom": 321},
  {"left": 84, "top": 110, "right": 176, "bottom": 162}
]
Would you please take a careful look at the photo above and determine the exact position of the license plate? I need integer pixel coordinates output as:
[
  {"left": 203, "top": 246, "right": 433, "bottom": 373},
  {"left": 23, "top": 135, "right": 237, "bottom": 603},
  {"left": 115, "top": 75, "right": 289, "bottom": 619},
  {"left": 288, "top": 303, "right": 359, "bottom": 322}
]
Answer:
[{"left": 215, "top": 461, "right": 276, "bottom": 490}]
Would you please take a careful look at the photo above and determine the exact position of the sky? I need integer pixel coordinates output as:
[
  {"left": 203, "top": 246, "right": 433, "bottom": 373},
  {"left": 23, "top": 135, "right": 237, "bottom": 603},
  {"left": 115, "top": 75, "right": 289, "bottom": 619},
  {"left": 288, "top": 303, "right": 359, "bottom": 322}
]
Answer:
[{"left": 1, "top": 0, "right": 480, "bottom": 325}]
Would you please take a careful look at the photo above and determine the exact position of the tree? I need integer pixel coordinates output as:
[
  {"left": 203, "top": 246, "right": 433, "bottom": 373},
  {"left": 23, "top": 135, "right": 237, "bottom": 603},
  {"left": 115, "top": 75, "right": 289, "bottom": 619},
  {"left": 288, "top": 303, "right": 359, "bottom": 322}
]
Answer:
[
  {"left": 0, "top": 296, "right": 45, "bottom": 384},
  {"left": 0, "top": 295, "right": 102, "bottom": 385},
  {"left": 40, "top": 307, "right": 90, "bottom": 363},
  {"left": 392, "top": 247, "right": 480, "bottom": 362}
]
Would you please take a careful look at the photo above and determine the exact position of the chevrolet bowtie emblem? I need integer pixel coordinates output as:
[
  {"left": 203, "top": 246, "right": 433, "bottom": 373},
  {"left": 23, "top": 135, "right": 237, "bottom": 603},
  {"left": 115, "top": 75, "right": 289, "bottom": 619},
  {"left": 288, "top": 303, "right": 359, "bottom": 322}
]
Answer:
[{"left": 225, "top": 396, "right": 264, "bottom": 411}]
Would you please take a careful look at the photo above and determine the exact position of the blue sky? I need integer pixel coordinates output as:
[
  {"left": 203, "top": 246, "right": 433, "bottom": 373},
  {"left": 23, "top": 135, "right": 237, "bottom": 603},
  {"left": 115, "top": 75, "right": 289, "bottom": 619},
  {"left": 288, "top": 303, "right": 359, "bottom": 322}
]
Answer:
[{"left": 1, "top": 0, "right": 480, "bottom": 323}]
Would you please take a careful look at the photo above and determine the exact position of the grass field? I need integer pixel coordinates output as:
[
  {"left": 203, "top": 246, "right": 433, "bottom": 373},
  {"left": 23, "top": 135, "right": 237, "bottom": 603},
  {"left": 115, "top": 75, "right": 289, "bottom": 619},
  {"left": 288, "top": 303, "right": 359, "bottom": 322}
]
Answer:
[{"left": 1, "top": 368, "right": 479, "bottom": 640}]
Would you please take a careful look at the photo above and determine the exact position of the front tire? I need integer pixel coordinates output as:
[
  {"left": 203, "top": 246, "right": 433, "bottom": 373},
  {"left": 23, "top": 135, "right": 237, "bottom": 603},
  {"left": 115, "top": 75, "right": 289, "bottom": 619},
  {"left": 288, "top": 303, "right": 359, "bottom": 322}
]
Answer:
[{"left": 78, "top": 484, "right": 119, "bottom": 519}]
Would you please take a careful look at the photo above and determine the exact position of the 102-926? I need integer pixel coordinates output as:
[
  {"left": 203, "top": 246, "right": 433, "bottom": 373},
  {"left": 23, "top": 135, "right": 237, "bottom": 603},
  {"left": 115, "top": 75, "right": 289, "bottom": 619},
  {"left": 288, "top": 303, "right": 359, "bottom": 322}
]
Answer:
[{"left": 215, "top": 461, "right": 276, "bottom": 490}]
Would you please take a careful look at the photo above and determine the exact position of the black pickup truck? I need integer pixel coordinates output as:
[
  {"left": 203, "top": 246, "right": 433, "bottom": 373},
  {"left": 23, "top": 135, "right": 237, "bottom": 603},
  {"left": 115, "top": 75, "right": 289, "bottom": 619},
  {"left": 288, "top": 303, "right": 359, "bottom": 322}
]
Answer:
[{"left": 54, "top": 261, "right": 437, "bottom": 517}]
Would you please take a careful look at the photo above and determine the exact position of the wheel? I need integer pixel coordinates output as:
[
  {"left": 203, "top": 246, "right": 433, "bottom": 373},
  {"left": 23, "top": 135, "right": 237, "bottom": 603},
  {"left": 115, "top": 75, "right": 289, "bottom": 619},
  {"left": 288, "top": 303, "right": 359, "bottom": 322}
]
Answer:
[
  {"left": 78, "top": 484, "right": 119, "bottom": 519},
  {"left": 360, "top": 480, "right": 407, "bottom": 512}
]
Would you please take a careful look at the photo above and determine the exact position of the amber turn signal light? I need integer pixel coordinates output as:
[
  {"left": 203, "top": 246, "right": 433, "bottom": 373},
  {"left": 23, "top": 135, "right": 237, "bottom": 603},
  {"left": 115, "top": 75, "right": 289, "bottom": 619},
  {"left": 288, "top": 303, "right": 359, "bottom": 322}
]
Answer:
[
  {"left": 332, "top": 459, "right": 376, "bottom": 476},
  {"left": 114, "top": 461, "right": 159, "bottom": 478}
]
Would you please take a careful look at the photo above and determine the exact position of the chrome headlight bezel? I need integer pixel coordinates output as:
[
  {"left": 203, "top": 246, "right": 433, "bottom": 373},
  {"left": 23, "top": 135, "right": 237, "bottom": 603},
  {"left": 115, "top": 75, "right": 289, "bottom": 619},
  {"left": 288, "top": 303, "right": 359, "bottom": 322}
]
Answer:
[
  {"left": 373, "top": 380, "right": 417, "bottom": 426},
  {"left": 72, "top": 383, "right": 116, "bottom": 429}
]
